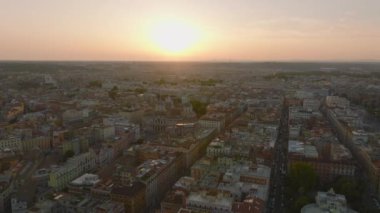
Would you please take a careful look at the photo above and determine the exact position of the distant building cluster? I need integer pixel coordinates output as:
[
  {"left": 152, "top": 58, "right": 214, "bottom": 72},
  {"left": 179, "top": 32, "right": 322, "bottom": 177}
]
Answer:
[
  {"left": 287, "top": 94, "right": 356, "bottom": 183},
  {"left": 323, "top": 96, "right": 380, "bottom": 199},
  {"left": 1, "top": 63, "right": 380, "bottom": 212}
]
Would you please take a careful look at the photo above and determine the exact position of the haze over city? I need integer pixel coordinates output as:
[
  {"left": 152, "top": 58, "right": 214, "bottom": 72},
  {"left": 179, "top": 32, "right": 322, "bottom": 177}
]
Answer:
[
  {"left": 1, "top": 0, "right": 380, "bottom": 61},
  {"left": 1, "top": 1, "right": 380, "bottom": 213}
]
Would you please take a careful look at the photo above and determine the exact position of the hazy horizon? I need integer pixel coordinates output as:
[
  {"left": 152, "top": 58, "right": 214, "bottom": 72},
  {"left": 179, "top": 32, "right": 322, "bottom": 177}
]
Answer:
[
  {"left": 1, "top": 0, "right": 380, "bottom": 61},
  {"left": 1, "top": 59, "right": 380, "bottom": 64}
]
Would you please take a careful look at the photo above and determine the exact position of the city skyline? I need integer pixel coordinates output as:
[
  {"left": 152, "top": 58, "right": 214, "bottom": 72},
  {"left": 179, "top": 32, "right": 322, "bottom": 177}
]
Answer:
[{"left": 1, "top": 0, "right": 380, "bottom": 61}]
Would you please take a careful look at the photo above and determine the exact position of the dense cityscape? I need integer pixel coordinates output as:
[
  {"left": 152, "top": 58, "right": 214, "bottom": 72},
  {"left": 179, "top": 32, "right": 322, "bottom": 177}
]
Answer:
[{"left": 0, "top": 62, "right": 379, "bottom": 213}]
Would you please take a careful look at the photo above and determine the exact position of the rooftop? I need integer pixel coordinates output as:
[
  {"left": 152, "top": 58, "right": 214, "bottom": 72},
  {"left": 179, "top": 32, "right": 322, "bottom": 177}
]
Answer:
[
  {"left": 187, "top": 191, "right": 234, "bottom": 208},
  {"left": 288, "top": 140, "right": 319, "bottom": 159},
  {"left": 70, "top": 173, "right": 100, "bottom": 186},
  {"left": 111, "top": 181, "right": 145, "bottom": 197}
]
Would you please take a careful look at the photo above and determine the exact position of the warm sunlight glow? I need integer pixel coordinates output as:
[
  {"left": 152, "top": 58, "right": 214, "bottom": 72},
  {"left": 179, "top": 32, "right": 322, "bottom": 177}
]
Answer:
[{"left": 150, "top": 20, "right": 200, "bottom": 55}]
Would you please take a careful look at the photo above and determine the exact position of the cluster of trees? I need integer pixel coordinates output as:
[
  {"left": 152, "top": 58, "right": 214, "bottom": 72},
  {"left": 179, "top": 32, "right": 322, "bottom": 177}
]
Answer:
[
  {"left": 199, "top": 79, "right": 222, "bottom": 86},
  {"left": 134, "top": 88, "right": 146, "bottom": 94},
  {"left": 0, "top": 161, "right": 11, "bottom": 173},
  {"left": 153, "top": 78, "right": 223, "bottom": 87},
  {"left": 155, "top": 78, "right": 166, "bottom": 85},
  {"left": 263, "top": 72, "right": 291, "bottom": 80},
  {"left": 329, "top": 176, "right": 371, "bottom": 212},
  {"left": 154, "top": 78, "right": 177, "bottom": 86},
  {"left": 354, "top": 98, "right": 380, "bottom": 120},
  {"left": 17, "top": 80, "right": 40, "bottom": 90},
  {"left": 333, "top": 177, "right": 363, "bottom": 202},
  {"left": 264, "top": 70, "right": 380, "bottom": 81},
  {"left": 108, "top": 86, "right": 119, "bottom": 100},
  {"left": 190, "top": 99, "right": 208, "bottom": 117},
  {"left": 367, "top": 107, "right": 380, "bottom": 120},
  {"left": 184, "top": 78, "right": 223, "bottom": 86},
  {"left": 63, "top": 150, "right": 75, "bottom": 162},
  {"left": 285, "top": 163, "right": 371, "bottom": 212},
  {"left": 285, "top": 162, "right": 318, "bottom": 212},
  {"left": 87, "top": 80, "right": 102, "bottom": 88}
]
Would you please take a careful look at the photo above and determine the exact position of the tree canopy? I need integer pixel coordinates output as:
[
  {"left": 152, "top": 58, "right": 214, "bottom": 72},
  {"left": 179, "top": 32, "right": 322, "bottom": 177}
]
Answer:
[
  {"left": 190, "top": 99, "right": 208, "bottom": 117},
  {"left": 87, "top": 80, "right": 102, "bottom": 88},
  {"left": 108, "top": 86, "right": 119, "bottom": 100},
  {"left": 333, "top": 177, "right": 363, "bottom": 203},
  {"left": 288, "top": 162, "right": 318, "bottom": 193}
]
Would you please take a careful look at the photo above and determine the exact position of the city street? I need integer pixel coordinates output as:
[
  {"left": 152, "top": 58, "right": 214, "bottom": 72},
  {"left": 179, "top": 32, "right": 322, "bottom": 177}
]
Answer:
[{"left": 267, "top": 105, "right": 289, "bottom": 213}]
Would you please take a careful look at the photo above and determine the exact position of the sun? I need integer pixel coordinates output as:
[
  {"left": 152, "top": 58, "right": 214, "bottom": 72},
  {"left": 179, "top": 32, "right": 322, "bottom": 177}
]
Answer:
[{"left": 150, "top": 20, "right": 200, "bottom": 55}]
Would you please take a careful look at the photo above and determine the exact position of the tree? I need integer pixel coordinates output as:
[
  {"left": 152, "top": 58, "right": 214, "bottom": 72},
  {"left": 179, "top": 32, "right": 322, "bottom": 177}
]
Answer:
[
  {"left": 62, "top": 150, "right": 75, "bottom": 162},
  {"left": 108, "top": 86, "right": 119, "bottom": 100},
  {"left": 155, "top": 78, "right": 166, "bottom": 85},
  {"left": 190, "top": 99, "right": 208, "bottom": 117},
  {"left": 288, "top": 162, "right": 318, "bottom": 193},
  {"left": 87, "top": 80, "right": 102, "bottom": 88},
  {"left": 0, "top": 161, "right": 11, "bottom": 172},
  {"left": 134, "top": 88, "right": 146, "bottom": 94},
  {"left": 293, "top": 196, "right": 312, "bottom": 212},
  {"left": 64, "top": 150, "right": 75, "bottom": 159},
  {"left": 136, "top": 138, "right": 144, "bottom": 144},
  {"left": 63, "top": 131, "right": 75, "bottom": 140},
  {"left": 199, "top": 78, "right": 222, "bottom": 86},
  {"left": 54, "top": 119, "right": 63, "bottom": 127},
  {"left": 286, "top": 163, "right": 317, "bottom": 212},
  {"left": 333, "top": 177, "right": 362, "bottom": 202}
]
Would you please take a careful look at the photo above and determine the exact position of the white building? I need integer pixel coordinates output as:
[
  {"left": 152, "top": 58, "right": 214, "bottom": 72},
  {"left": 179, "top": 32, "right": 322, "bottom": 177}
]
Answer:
[
  {"left": 0, "top": 136, "right": 22, "bottom": 152},
  {"left": 289, "top": 106, "right": 322, "bottom": 120},
  {"left": 11, "top": 197, "right": 27, "bottom": 213},
  {"left": 198, "top": 113, "right": 226, "bottom": 133},
  {"left": 70, "top": 173, "right": 100, "bottom": 187},
  {"left": 352, "top": 130, "right": 369, "bottom": 146},
  {"left": 301, "top": 189, "right": 357, "bottom": 213},
  {"left": 186, "top": 191, "right": 234, "bottom": 213},
  {"left": 206, "top": 140, "right": 231, "bottom": 158}
]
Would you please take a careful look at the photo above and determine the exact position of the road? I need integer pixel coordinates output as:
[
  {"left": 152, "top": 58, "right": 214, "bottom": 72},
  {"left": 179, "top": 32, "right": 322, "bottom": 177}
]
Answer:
[{"left": 267, "top": 105, "right": 289, "bottom": 213}]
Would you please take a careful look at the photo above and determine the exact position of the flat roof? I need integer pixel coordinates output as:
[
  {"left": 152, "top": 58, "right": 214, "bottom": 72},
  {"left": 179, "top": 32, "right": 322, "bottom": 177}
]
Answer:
[{"left": 70, "top": 173, "right": 100, "bottom": 186}]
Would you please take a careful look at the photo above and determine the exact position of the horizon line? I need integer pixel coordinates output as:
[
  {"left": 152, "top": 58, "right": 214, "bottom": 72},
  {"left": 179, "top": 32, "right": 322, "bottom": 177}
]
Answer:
[{"left": 1, "top": 59, "right": 380, "bottom": 64}]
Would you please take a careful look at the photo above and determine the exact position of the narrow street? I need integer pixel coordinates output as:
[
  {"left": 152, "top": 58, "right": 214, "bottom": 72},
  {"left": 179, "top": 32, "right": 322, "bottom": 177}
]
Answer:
[{"left": 267, "top": 104, "right": 289, "bottom": 213}]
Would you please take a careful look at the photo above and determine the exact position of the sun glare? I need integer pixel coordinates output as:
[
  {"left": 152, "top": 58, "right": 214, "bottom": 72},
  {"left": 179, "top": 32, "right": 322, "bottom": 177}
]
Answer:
[{"left": 150, "top": 20, "right": 200, "bottom": 55}]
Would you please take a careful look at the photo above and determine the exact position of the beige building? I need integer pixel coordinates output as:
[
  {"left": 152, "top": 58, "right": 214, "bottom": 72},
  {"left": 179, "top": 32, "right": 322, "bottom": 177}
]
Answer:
[{"left": 22, "top": 136, "right": 51, "bottom": 152}]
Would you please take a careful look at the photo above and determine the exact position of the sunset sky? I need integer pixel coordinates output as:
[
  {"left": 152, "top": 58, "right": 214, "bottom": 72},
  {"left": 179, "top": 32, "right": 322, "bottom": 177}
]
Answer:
[{"left": 1, "top": 0, "right": 380, "bottom": 61}]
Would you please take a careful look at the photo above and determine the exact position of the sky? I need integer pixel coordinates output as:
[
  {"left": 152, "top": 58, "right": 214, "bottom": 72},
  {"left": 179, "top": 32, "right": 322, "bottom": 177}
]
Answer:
[{"left": 1, "top": 0, "right": 380, "bottom": 61}]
